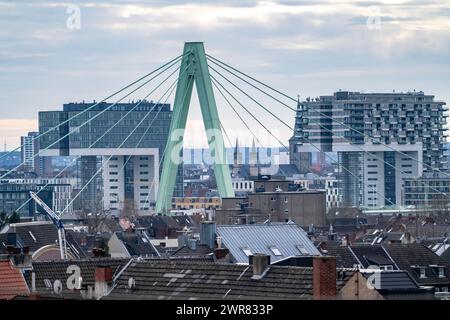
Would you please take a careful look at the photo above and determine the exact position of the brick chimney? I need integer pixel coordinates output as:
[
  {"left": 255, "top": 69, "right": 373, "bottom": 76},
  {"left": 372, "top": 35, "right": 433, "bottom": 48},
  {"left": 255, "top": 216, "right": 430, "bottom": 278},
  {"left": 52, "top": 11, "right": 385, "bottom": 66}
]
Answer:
[
  {"left": 313, "top": 256, "right": 336, "bottom": 300},
  {"left": 250, "top": 254, "right": 271, "bottom": 280},
  {"left": 94, "top": 266, "right": 113, "bottom": 299}
]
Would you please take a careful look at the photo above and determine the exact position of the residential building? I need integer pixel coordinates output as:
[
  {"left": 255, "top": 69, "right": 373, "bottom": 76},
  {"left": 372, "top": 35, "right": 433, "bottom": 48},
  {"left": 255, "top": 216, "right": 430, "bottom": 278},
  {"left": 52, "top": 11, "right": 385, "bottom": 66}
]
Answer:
[
  {"left": 0, "top": 259, "right": 29, "bottom": 300},
  {"left": 403, "top": 172, "right": 450, "bottom": 207},
  {"left": 215, "top": 223, "right": 321, "bottom": 264},
  {"left": 290, "top": 91, "right": 448, "bottom": 208},
  {"left": 216, "top": 180, "right": 326, "bottom": 226},
  {"left": 38, "top": 101, "right": 183, "bottom": 214},
  {"left": 20, "top": 132, "right": 40, "bottom": 174},
  {"left": 0, "top": 221, "right": 86, "bottom": 260},
  {"left": 172, "top": 197, "right": 221, "bottom": 210},
  {"left": 108, "top": 229, "right": 160, "bottom": 258}
]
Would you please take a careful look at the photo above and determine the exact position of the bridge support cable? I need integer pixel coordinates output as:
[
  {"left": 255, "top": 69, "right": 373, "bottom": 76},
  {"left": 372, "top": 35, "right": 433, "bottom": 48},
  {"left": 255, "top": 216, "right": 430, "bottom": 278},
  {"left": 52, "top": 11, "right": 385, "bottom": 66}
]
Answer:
[
  {"left": 210, "top": 75, "right": 395, "bottom": 207},
  {"left": 211, "top": 78, "right": 288, "bottom": 177},
  {"left": 61, "top": 64, "right": 192, "bottom": 215},
  {"left": 310, "top": 120, "right": 450, "bottom": 200},
  {"left": 0, "top": 53, "right": 187, "bottom": 163},
  {"left": 14, "top": 64, "right": 183, "bottom": 214},
  {"left": 208, "top": 64, "right": 294, "bottom": 132},
  {"left": 210, "top": 75, "right": 289, "bottom": 152},
  {"left": 0, "top": 57, "right": 185, "bottom": 180},
  {"left": 206, "top": 54, "right": 450, "bottom": 179}
]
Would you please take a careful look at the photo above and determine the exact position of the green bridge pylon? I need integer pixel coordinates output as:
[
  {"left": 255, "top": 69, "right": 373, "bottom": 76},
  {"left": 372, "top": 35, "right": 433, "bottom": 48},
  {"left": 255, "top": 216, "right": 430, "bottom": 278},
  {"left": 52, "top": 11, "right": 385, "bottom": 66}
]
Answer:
[{"left": 155, "top": 42, "right": 235, "bottom": 214}]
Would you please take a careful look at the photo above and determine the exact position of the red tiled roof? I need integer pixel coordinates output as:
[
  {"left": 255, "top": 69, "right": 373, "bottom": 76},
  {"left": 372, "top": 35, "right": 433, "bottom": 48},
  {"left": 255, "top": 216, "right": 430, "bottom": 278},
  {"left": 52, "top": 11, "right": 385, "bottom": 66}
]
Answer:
[{"left": 0, "top": 260, "right": 29, "bottom": 300}]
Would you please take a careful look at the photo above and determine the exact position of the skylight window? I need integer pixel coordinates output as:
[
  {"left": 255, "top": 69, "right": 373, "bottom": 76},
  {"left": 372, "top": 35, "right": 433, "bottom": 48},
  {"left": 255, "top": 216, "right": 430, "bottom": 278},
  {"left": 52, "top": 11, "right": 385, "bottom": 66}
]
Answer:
[
  {"left": 269, "top": 246, "right": 282, "bottom": 256},
  {"left": 296, "top": 245, "right": 310, "bottom": 256},
  {"left": 241, "top": 247, "right": 253, "bottom": 256}
]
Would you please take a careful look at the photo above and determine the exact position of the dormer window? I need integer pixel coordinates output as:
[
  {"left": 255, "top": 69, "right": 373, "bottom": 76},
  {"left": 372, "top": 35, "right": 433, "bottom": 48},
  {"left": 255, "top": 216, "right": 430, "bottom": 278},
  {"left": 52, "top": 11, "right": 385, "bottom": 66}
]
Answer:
[
  {"left": 420, "top": 267, "right": 426, "bottom": 278},
  {"left": 439, "top": 267, "right": 445, "bottom": 278}
]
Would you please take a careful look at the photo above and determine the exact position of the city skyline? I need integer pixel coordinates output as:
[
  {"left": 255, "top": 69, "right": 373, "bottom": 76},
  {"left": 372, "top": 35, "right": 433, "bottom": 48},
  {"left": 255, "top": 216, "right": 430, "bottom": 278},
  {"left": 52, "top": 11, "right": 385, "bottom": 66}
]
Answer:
[{"left": 1, "top": 0, "right": 450, "bottom": 148}]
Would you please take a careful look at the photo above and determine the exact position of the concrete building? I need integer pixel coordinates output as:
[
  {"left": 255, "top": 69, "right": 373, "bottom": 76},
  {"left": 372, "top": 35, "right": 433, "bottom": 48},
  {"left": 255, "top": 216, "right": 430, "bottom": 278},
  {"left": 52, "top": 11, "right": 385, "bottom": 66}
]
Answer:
[
  {"left": 0, "top": 178, "right": 73, "bottom": 216},
  {"left": 290, "top": 91, "right": 448, "bottom": 208},
  {"left": 172, "top": 197, "right": 221, "bottom": 210},
  {"left": 215, "top": 180, "right": 326, "bottom": 227},
  {"left": 38, "top": 101, "right": 182, "bottom": 215},
  {"left": 403, "top": 172, "right": 450, "bottom": 207},
  {"left": 20, "top": 132, "right": 39, "bottom": 174}
]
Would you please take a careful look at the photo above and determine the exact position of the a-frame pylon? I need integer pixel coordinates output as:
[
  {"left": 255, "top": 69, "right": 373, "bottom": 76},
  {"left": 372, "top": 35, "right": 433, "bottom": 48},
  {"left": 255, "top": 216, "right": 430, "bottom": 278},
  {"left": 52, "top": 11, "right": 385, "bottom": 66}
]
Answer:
[{"left": 155, "top": 42, "right": 235, "bottom": 213}]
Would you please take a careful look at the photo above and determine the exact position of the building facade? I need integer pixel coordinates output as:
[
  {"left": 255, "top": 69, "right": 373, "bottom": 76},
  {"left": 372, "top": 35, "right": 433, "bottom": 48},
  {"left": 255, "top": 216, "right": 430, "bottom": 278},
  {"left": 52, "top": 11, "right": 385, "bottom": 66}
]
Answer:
[
  {"left": 290, "top": 91, "right": 447, "bottom": 208},
  {"left": 38, "top": 101, "right": 183, "bottom": 215},
  {"left": 20, "top": 132, "right": 40, "bottom": 174},
  {"left": 403, "top": 172, "right": 450, "bottom": 208}
]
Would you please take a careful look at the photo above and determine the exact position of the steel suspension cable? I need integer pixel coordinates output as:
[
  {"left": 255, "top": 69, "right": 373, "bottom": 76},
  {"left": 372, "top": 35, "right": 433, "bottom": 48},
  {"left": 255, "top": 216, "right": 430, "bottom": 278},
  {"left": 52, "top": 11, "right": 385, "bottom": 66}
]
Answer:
[
  {"left": 15, "top": 65, "right": 183, "bottom": 214},
  {"left": 0, "top": 54, "right": 187, "bottom": 163},
  {"left": 1, "top": 57, "right": 183, "bottom": 180},
  {"left": 211, "top": 74, "right": 394, "bottom": 206},
  {"left": 62, "top": 64, "right": 192, "bottom": 215},
  {"left": 207, "top": 53, "right": 450, "bottom": 179},
  {"left": 210, "top": 75, "right": 289, "bottom": 152},
  {"left": 212, "top": 78, "right": 288, "bottom": 177}
]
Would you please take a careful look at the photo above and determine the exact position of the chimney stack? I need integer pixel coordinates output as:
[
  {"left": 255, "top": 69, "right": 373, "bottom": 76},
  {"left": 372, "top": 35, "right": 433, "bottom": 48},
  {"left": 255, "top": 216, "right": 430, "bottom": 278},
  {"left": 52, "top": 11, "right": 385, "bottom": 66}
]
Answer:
[
  {"left": 313, "top": 256, "right": 336, "bottom": 300},
  {"left": 200, "top": 221, "right": 216, "bottom": 250},
  {"left": 94, "top": 266, "right": 113, "bottom": 299},
  {"left": 187, "top": 239, "right": 197, "bottom": 251},
  {"left": 251, "top": 254, "right": 271, "bottom": 280}
]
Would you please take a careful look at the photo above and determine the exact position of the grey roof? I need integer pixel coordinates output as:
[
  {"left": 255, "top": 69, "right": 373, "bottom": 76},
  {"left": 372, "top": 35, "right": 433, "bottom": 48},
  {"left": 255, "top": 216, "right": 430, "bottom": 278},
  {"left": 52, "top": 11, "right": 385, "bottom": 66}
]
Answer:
[
  {"left": 360, "top": 271, "right": 419, "bottom": 291},
  {"left": 216, "top": 223, "right": 321, "bottom": 264},
  {"left": 104, "top": 259, "right": 354, "bottom": 300}
]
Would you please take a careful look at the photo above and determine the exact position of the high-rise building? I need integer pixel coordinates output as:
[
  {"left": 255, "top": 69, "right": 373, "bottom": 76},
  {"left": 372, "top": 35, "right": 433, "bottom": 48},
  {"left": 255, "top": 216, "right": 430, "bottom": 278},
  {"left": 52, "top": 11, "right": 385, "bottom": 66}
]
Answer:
[
  {"left": 38, "top": 101, "right": 182, "bottom": 215},
  {"left": 290, "top": 91, "right": 448, "bottom": 208},
  {"left": 20, "top": 132, "right": 40, "bottom": 174}
]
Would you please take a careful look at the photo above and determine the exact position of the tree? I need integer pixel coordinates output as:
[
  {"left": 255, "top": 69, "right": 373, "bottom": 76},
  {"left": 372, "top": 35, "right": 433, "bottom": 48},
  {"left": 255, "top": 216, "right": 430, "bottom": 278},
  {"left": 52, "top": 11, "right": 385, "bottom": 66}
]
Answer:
[
  {"left": 8, "top": 211, "right": 20, "bottom": 223},
  {"left": 0, "top": 211, "right": 21, "bottom": 230}
]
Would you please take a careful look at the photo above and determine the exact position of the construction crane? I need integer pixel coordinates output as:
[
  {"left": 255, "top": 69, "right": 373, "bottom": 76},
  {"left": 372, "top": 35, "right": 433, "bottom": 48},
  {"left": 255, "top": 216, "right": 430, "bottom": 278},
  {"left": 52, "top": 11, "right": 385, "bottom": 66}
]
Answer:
[{"left": 29, "top": 191, "right": 68, "bottom": 260}]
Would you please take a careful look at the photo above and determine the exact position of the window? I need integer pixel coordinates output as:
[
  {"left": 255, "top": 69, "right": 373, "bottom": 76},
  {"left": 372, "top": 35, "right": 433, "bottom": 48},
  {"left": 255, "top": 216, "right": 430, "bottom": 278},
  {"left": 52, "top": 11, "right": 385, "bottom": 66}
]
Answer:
[
  {"left": 241, "top": 247, "right": 252, "bottom": 256},
  {"left": 269, "top": 246, "right": 282, "bottom": 256},
  {"left": 420, "top": 267, "right": 426, "bottom": 278},
  {"left": 296, "top": 245, "right": 310, "bottom": 255},
  {"left": 439, "top": 267, "right": 445, "bottom": 278}
]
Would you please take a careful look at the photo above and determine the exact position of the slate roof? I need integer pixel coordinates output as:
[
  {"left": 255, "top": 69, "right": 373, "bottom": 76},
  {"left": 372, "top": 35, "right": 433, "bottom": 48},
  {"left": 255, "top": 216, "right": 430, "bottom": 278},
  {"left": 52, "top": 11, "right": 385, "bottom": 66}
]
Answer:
[
  {"left": 349, "top": 244, "right": 397, "bottom": 269},
  {"left": 322, "top": 244, "right": 359, "bottom": 268},
  {"left": 216, "top": 223, "right": 320, "bottom": 264},
  {"left": 3, "top": 222, "right": 86, "bottom": 258},
  {"left": 23, "top": 258, "right": 130, "bottom": 299},
  {"left": 104, "top": 259, "right": 354, "bottom": 300},
  {"left": 383, "top": 243, "right": 450, "bottom": 286},
  {"left": 360, "top": 270, "right": 420, "bottom": 290},
  {"left": 0, "top": 259, "right": 29, "bottom": 300},
  {"left": 171, "top": 244, "right": 213, "bottom": 258},
  {"left": 115, "top": 231, "right": 160, "bottom": 258}
]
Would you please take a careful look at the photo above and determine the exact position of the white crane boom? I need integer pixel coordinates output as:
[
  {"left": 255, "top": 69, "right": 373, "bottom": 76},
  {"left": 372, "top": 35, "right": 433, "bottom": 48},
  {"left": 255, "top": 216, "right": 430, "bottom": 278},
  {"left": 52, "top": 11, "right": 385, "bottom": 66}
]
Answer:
[{"left": 29, "top": 191, "right": 68, "bottom": 260}]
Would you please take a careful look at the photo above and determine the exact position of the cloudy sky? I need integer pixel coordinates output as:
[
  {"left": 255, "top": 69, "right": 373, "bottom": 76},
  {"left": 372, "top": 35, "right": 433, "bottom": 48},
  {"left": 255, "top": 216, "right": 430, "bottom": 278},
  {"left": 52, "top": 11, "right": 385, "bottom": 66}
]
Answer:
[{"left": 1, "top": 0, "right": 450, "bottom": 148}]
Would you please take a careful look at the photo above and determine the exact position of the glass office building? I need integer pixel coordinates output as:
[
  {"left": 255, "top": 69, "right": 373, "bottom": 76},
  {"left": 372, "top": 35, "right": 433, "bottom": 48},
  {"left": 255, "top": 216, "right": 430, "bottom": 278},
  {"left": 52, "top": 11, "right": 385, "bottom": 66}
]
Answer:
[{"left": 39, "top": 101, "right": 183, "bottom": 214}]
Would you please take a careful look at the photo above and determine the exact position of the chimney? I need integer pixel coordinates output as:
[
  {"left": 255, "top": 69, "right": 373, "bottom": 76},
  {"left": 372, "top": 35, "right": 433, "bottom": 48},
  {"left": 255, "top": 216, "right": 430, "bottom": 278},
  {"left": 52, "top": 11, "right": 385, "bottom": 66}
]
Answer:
[
  {"left": 187, "top": 239, "right": 197, "bottom": 251},
  {"left": 7, "top": 232, "right": 17, "bottom": 246},
  {"left": 250, "top": 254, "right": 271, "bottom": 280},
  {"left": 178, "top": 234, "right": 188, "bottom": 248},
  {"left": 94, "top": 266, "right": 113, "bottom": 299},
  {"left": 313, "top": 256, "right": 336, "bottom": 300},
  {"left": 214, "top": 248, "right": 230, "bottom": 261},
  {"left": 200, "top": 221, "right": 216, "bottom": 250}
]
